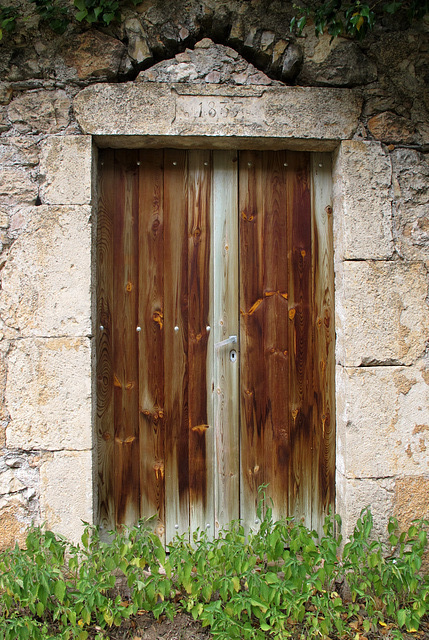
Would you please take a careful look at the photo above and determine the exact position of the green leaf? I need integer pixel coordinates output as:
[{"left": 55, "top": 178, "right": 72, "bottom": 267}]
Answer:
[
  {"left": 397, "top": 608, "right": 407, "bottom": 628},
  {"left": 54, "top": 579, "right": 66, "bottom": 602},
  {"left": 231, "top": 576, "right": 240, "bottom": 592}
]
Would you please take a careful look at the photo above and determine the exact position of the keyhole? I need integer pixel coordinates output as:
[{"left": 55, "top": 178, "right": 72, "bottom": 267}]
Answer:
[{"left": 230, "top": 350, "right": 237, "bottom": 362}]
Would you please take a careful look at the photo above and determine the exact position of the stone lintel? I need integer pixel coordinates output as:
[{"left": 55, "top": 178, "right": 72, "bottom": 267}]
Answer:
[{"left": 74, "top": 83, "right": 362, "bottom": 143}]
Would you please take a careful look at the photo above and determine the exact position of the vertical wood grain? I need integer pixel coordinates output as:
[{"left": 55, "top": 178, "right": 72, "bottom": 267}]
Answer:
[
  {"left": 112, "top": 150, "right": 141, "bottom": 526},
  {"left": 98, "top": 148, "right": 335, "bottom": 540},
  {"left": 286, "top": 151, "right": 313, "bottom": 529},
  {"left": 239, "top": 150, "right": 266, "bottom": 534},
  {"left": 164, "top": 149, "right": 189, "bottom": 543},
  {"left": 188, "top": 150, "right": 213, "bottom": 535},
  {"left": 97, "top": 149, "right": 115, "bottom": 531},
  {"left": 262, "top": 151, "right": 289, "bottom": 523},
  {"left": 311, "top": 153, "right": 335, "bottom": 533},
  {"left": 212, "top": 150, "right": 239, "bottom": 533},
  {"left": 138, "top": 149, "right": 166, "bottom": 542}
]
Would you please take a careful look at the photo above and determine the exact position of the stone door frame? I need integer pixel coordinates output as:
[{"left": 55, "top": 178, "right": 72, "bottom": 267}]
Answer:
[{"left": 30, "top": 81, "right": 409, "bottom": 541}]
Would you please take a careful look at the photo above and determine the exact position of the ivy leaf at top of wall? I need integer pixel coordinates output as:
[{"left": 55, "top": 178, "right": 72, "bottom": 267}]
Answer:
[
  {"left": 29, "top": 0, "right": 70, "bottom": 35},
  {"left": 0, "top": 5, "right": 19, "bottom": 41},
  {"left": 290, "top": 0, "right": 429, "bottom": 40}
]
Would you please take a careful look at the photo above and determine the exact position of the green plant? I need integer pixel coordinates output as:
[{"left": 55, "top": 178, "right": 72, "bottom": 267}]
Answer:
[
  {"left": 0, "top": 5, "right": 18, "bottom": 41},
  {"left": 73, "top": 0, "right": 120, "bottom": 26},
  {"left": 29, "top": 0, "right": 69, "bottom": 34},
  {"left": 0, "top": 504, "right": 427, "bottom": 640},
  {"left": 343, "top": 507, "right": 429, "bottom": 634},
  {"left": 290, "top": 0, "right": 429, "bottom": 40}
]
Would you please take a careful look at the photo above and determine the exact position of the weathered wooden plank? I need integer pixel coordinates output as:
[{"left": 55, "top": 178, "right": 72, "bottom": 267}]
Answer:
[
  {"left": 164, "top": 149, "right": 189, "bottom": 543},
  {"left": 239, "top": 150, "right": 266, "bottom": 534},
  {"left": 138, "top": 149, "right": 166, "bottom": 542},
  {"left": 112, "top": 150, "right": 141, "bottom": 526},
  {"left": 311, "top": 153, "right": 335, "bottom": 534},
  {"left": 212, "top": 150, "right": 239, "bottom": 533},
  {"left": 262, "top": 151, "right": 289, "bottom": 523},
  {"left": 97, "top": 149, "right": 115, "bottom": 531},
  {"left": 187, "top": 150, "right": 214, "bottom": 535},
  {"left": 286, "top": 151, "right": 313, "bottom": 529}
]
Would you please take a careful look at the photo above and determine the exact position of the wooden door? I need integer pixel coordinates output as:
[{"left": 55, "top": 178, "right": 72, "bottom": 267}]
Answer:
[{"left": 97, "top": 149, "right": 335, "bottom": 543}]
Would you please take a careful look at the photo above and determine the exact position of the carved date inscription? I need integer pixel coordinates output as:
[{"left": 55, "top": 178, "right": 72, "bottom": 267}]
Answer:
[{"left": 175, "top": 95, "right": 263, "bottom": 125}]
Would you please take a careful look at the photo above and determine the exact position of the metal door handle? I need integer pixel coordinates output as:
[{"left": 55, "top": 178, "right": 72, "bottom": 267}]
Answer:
[{"left": 215, "top": 335, "right": 237, "bottom": 350}]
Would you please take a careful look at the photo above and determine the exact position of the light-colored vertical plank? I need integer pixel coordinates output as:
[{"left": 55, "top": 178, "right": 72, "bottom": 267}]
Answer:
[
  {"left": 311, "top": 153, "right": 335, "bottom": 535},
  {"left": 97, "top": 149, "right": 115, "bottom": 531},
  {"left": 212, "top": 150, "right": 239, "bottom": 534},
  {"left": 286, "top": 151, "right": 313, "bottom": 530},
  {"left": 112, "top": 150, "right": 141, "bottom": 527},
  {"left": 188, "top": 150, "right": 214, "bottom": 537},
  {"left": 164, "top": 149, "right": 189, "bottom": 543},
  {"left": 239, "top": 150, "right": 266, "bottom": 535},
  {"left": 138, "top": 149, "right": 166, "bottom": 543}
]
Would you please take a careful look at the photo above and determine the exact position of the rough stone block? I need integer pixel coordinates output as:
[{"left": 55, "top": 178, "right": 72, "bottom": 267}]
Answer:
[
  {"left": 391, "top": 148, "right": 429, "bottom": 265},
  {"left": 336, "top": 472, "right": 394, "bottom": 542},
  {"left": 0, "top": 83, "right": 12, "bottom": 105},
  {"left": 299, "top": 40, "right": 377, "bottom": 87},
  {"left": 341, "top": 261, "right": 428, "bottom": 367},
  {"left": 0, "top": 107, "right": 11, "bottom": 133},
  {"left": 5, "top": 337, "right": 92, "bottom": 451},
  {"left": 63, "top": 31, "right": 126, "bottom": 81},
  {"left": 0, "top": 495, "right": 38, "bottom": 550},
  {"left": 394, "top": 477, "right": 429, "bottom": 528},
  {"left": 0, "top": 167, "right": 38, "bottom": 205},
  {"left": 0, "top": 452, "right": 39, "bottom": 497},
  {"left": 39, "top": 136, "right": 92, "bottom": 205},
  {"left": 0, "top": 137, "right": 40, "bottom": 167},
  {"left": 368, "top": 111, "right": 417, "bottom": 145},
  {"left": 336, "top": 364, "right": 429, "bottom": 478},
  {"left": 7, "top": 90, "right": 71, "bottom": 134},
  {"left": 333, "top": 140, "right": 393, "bottom": 259},
  {"left": 0, "top": 205, "right": 91, "bottom": 338},
  {"left": 39, "top": 450, "right": 93, "bottom": 544}
]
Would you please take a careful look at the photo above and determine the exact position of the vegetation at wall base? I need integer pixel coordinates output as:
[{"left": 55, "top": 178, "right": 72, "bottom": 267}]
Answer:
[{"left": 0, "top": 502, "right": 428, "bottom": 640}]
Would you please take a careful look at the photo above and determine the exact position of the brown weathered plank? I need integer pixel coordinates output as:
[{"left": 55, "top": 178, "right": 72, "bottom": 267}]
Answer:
[
  {"left": 164, "top": 149, "right": 189, "bottom": 543},
  {"left": 112, "top": 150, "right": 141, "bottom": 526},
  {"left": 187, "top": 150, "right": 213, "bottom": 535},
  {"left": 212, "top": 150, "right": 239, "bottom": 533},
  {"left": 97, "top": 149, "right": 115, "bottom": 531},
  {"left": 311, "top": 153, "right": 335, "bottom": 534},
  {"left": 262, "top": 151, "right": 289, "bottom": 522},
  {"left": 286, "top": 151, "right": 313, "bottom": 529},
  {"left": 138, "top": 149, "right": 166, "bottom": 541},
  {"left": 239, "top": 150, "right": 267, "bottom": 533}
]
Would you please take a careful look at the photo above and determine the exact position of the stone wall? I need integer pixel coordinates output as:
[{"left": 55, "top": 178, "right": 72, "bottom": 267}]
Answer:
[{"left": 0, "top": 0, "right": 427, "bottom": 547}]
